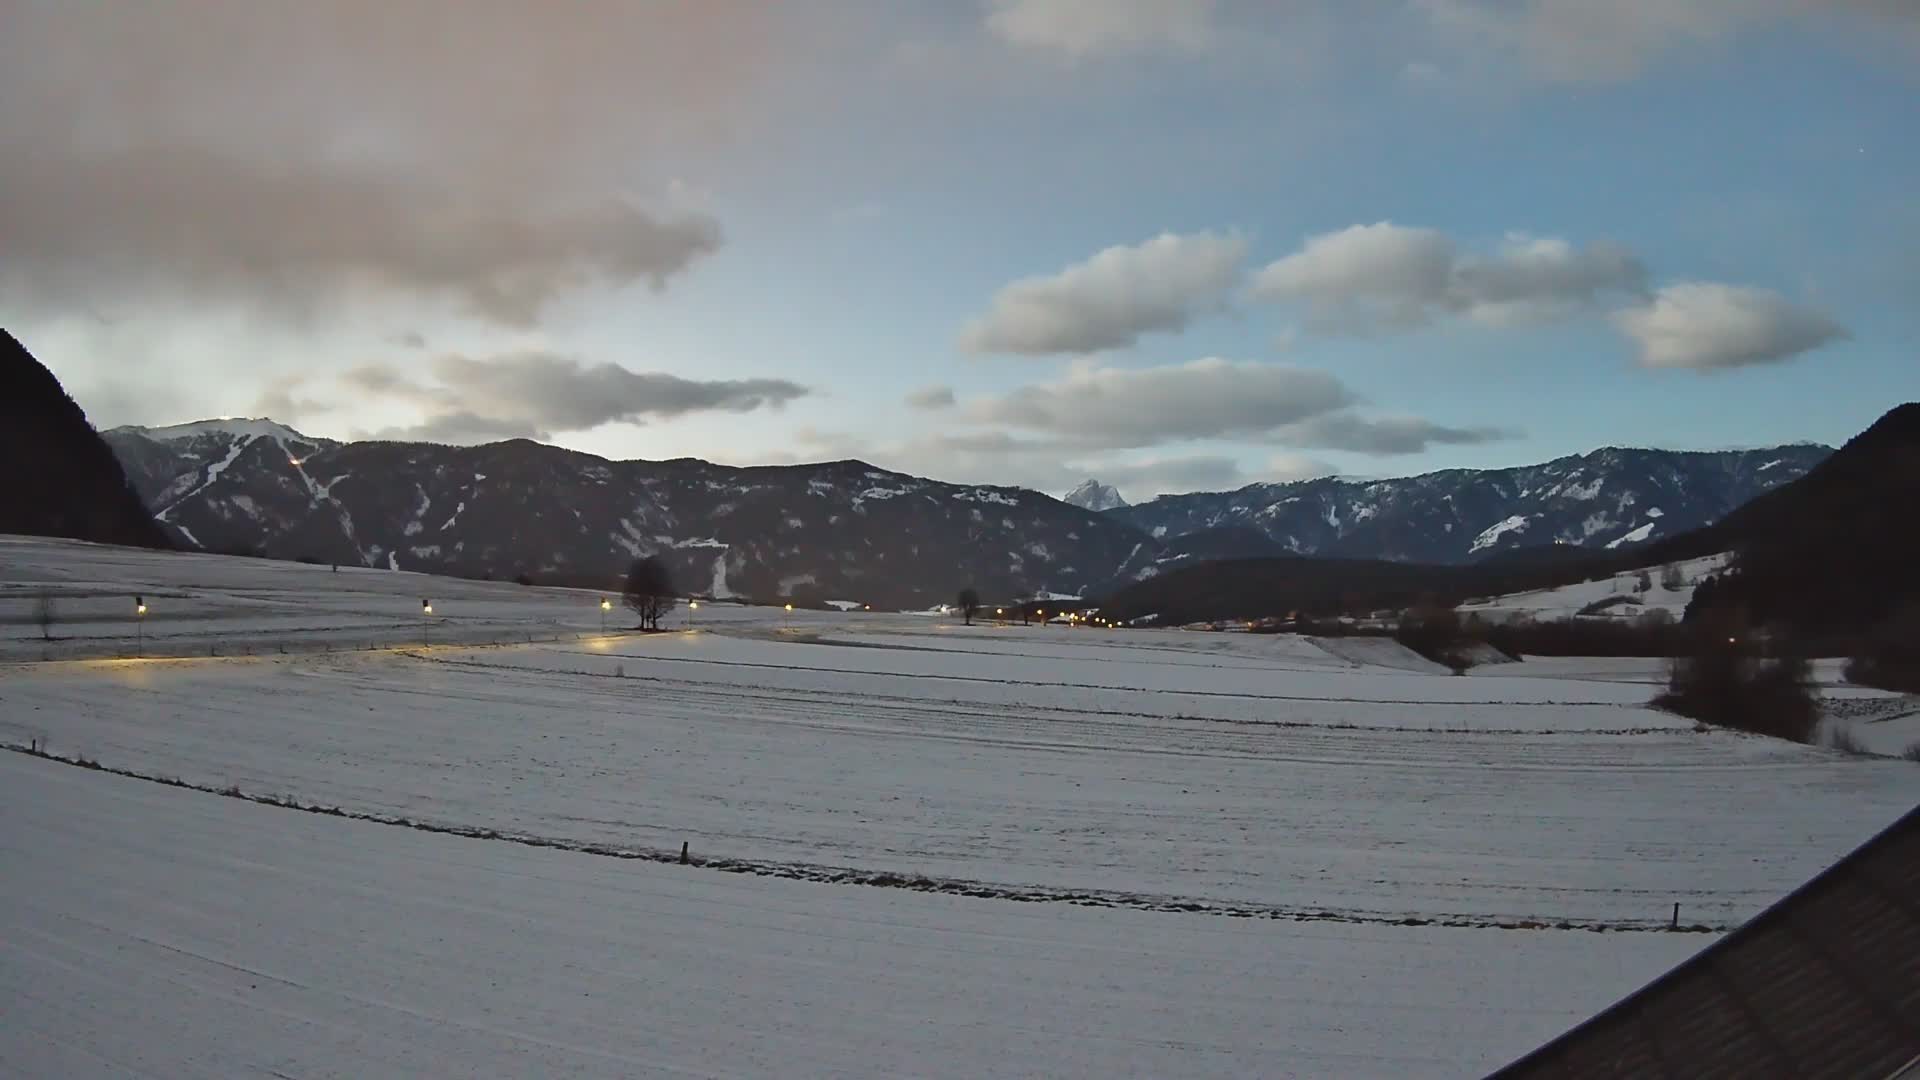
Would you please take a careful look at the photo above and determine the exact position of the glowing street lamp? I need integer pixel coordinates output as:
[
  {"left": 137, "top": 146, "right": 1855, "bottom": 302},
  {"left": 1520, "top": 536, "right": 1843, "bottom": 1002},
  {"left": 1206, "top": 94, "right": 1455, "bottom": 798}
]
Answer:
[
  {"left": 688, "top": 599, "right": 700, "bottom": 628},
  {"left": 422, "top": 598, "right": 433, "bottom": 647},
  {"left": 600, "top": 597, "right": 612, "bottom": 634},
  {"left": 134, "top": 595, "right": 147, "bottom": 655},
  {"left": 784, "top": 602, "right": 794, "bottom": 628}
]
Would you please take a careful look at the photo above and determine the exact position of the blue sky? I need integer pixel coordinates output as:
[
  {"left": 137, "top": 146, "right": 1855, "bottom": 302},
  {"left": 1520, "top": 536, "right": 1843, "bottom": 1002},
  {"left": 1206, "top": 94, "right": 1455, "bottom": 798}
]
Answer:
[{"left": 4, "top": 1, "right": 1915, "bottom": 500}]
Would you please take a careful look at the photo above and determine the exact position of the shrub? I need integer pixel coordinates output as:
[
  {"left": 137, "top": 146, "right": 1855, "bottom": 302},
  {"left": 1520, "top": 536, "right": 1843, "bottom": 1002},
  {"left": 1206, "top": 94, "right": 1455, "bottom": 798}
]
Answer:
[
  {"left": 514, "top": 573, "right": 536, "bottom": 587},
  {"left": 1661, "top": 563, "right": 1685, "bottom": 591},
  {"left": 1843, "top": 609, "right": 1920, "bottom": 693},
  {"left": 1821, "top": 723, "right": 1868, "bottom": 756},
  {"left": 1902, "top": 741, "right": 1920, "bottom": 763},
  {"left": 33, "top": 591, "right": 55, "bottom": 642},
  {"left": 1654, "top": 623, "right": 1819, "bottom": 744},
  {"left": 1577, "top": 595, "right": 1642, "bottom": 616},
  {"left": 1480, "top": 616, "right": 1687, "bottom": 658}
]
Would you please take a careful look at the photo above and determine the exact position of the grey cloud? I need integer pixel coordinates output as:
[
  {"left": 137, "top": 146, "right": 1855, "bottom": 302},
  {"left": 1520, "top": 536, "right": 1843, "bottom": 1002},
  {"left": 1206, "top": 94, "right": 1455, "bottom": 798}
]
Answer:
[
  {"left": 1092, "top": 456, "right": 1255, "bottom": 500},
  {"left": 370, "top": 412, "right": 544, "bottom": 446},
  {"left": 1415, "top": 0, "right": 1920, "bottom": 83},
  {"left": 786, "top": 426, "right": 1255, "bottom": 499},
  {"left": 905, "top": 385, "right": 958, "bottom": 410},
  {"left": 1251, "top": 222, "right": 1646, "bottom": 333},
  {"left": 344, "top": 351, "right": 808, "bottom": 443},
  {"left": 1271, "top": 411, "right": 1518, "bottom": 454},
  {"left": 986, "top": 0, "right": 1218, "bottom": 57},
  {"left": 250, "top": 374, "right": 331, "bottom": 425},
  {"left": 1, "top": 146, "right": 721, "bottom": 327},
  {"left": 966, "top": 358, "right": 1354, "bottom": 444},
  {"left": 962, "top": 232, "right": 1247, "bottom": 355},
  {"left": 1613, "top": 283, "right": 1846, "bottom": 371},
  {"left": 0, "top": 3, "right": 770, "bottom": 324}
]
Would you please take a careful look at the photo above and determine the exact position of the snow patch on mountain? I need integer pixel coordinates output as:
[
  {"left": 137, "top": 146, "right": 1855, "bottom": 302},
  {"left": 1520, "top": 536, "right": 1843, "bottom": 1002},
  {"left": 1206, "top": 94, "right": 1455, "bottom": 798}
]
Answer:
[
  {"left": 1470, "top": 515, "right": 1531, "bottom": 553},
  {"left": 158, "top": 435, "right": 255, "bottom": 520},
  {"left": 1606, "top": 522, "right": 1657, "bottom": 548}
]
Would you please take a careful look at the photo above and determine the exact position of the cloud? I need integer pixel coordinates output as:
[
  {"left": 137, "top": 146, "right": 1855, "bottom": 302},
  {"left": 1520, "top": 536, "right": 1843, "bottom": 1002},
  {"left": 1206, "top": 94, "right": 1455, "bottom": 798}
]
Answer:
[
  {"left": 1, "top": 147, "right": 721, "bottom": 327},
  {"left": 1265, "top": 453, "right": 1340, "bottom": 483},
  {"left": 1086, "top": 456, "right": 1243, "bottom": 497},
  {"left": 0, "top": 3, "right": 769, "bottom": 325},
  {"left": 783, "top": 425, "right": 1263, "bottom": 501},
  {"left": 250, "top": 374, "right": 330, "bottom": 426},
  {"left": 1250, "top": 222, "right": 1646, "bottom": 333},
  {"left": 967, "top": 358, "right": 1353, "bottom": 444},
  {"left": 1415, "top": 0, "right": 1920, "bottom": 83},
  {"left": 344, "top": 352, "right": 808, "bottom": 443},
  {"left": 1251, "top": 222, "right": 1456, "bottom": 331},
  {"left": 1270, "top": 411, "right": 1517, "bottom": 454},
  {"left": 961, "top": 231, "right": 1247, "bottom": 355},
  {"left": 905, "top": 385, "right": 957, "bottom": 410},
  {"left": 1612, "top": 283, "right": 1846, "bottom": 371},
  {"left": 985, "top": 0, "right": 1218, "bottom": 58}
]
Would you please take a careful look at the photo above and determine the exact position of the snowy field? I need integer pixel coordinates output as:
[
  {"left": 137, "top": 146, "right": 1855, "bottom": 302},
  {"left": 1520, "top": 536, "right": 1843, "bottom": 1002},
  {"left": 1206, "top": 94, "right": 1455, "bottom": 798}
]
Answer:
[
  {"left": 3, "top": 536, "right": 1916, "bottom": 1077},
  {"left": 1, "top": 752, "right": 1707, "bottom": 1079},
  {"left": 1456, "top": 553, "right": 1728, "bottom": 624}
]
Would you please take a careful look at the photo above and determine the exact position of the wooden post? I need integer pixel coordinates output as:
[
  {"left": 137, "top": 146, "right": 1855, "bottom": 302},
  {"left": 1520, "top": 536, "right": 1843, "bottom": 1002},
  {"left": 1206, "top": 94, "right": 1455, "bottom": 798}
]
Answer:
[
  {"left": 1671, "top": 902, "right": 1679, "bottom": 929},
  {"left": 680, "top": 841, "right": 690, "bottom": 865}
]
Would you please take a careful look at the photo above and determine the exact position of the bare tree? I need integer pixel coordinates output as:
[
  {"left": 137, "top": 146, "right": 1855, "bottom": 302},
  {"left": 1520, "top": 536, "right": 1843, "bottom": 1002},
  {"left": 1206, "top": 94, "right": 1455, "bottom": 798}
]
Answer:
[
  {"left": 1660, "top": 562, "right": 1685, "bottom": 591},
  {"left": 33, "top": 591, "right": 55, "bottom": 642},
  {"left": 956, "top": 587, "right": 981, "bottom": 626},
  {"left": 623, "top": 556, "right": 678, "bottom": 631}
]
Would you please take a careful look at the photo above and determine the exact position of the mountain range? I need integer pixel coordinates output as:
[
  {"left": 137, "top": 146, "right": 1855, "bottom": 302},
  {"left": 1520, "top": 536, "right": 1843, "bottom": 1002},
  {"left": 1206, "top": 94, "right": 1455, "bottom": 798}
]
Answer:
[
  {"left": 99, "top": 413, "right": 1827, "bottom": 606},
  {"left": 103, "top": 419, "right": 1153, "bottom": 607},
  {"left": 1096, "top": 443, "right": 1831, "bottom": 563},
  {"left": 1102, "top": 403, "right": 1917, "bottom": 631}
]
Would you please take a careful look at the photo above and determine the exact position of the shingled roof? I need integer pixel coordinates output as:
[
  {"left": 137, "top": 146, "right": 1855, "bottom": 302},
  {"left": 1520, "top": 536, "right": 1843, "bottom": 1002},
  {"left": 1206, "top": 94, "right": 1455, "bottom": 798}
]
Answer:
[{"left": 1492, "top": 803, "right": 1920, "bottom": 1080}]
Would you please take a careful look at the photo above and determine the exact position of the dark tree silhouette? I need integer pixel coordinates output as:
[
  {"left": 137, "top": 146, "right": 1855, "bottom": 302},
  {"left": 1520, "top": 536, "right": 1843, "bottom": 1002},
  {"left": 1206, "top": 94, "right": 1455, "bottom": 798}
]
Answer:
[
  {"left": 624, "top": 556, "right": 678, "bottom": 631},
  {"left": 957, "top": 587, "right": 981, "bottom": 626}
]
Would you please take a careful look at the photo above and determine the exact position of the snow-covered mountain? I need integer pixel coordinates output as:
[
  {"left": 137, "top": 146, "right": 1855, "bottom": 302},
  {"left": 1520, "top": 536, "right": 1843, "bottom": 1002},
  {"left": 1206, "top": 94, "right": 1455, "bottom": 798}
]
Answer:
[
  {"left": 103, "top": 419, "right": 1830, "bottom": 602},
  {"left": 1062, "top": 479, "right": 1128, "bottom": 513},
  {"left": 103, "top": 422, "right": 1153, "bottom": 607},
  {"left": 1105, "top": 445, "right": 1831, "bottom": 565}
]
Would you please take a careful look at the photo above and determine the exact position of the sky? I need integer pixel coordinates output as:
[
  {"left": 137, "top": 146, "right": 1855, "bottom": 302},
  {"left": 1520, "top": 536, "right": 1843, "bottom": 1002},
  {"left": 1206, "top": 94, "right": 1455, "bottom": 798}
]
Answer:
[{"left": 4, "top": 1, "right": 1916, "bottom": 502}]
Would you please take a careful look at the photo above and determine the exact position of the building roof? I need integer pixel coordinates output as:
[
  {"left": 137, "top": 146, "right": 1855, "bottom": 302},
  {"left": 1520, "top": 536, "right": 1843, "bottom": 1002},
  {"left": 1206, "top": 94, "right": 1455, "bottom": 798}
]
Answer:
[{"left": 1492, "top": 803, "right": 1920, "bottom": 1080}]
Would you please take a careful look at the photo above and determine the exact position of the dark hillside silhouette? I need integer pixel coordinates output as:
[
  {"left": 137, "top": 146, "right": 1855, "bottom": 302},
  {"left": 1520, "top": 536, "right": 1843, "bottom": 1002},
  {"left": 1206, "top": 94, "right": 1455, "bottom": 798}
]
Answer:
[{"left": 1, "top": 330, "right": 170, "bottom": 550}]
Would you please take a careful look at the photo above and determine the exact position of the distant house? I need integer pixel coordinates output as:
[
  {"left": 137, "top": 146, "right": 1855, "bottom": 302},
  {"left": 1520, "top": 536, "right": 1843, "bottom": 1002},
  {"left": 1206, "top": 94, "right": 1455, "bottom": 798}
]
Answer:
[{"left": 1492, "top": 804, "right": 1920, "bottom": 1079}]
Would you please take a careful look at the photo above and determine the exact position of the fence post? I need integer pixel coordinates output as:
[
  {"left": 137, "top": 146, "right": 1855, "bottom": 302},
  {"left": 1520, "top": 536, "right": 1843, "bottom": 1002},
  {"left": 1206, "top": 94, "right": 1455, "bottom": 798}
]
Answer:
[
  {"left": 680, "top": 841, "right": 690, "bottom": 865},
  {"left": 1671, "top": 902, "right": 1679, "bottom": 929}
]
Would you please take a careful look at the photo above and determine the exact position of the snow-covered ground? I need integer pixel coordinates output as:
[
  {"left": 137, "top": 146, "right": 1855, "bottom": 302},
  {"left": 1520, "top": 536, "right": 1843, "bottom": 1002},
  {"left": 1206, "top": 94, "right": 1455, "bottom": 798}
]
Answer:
[
  {"left": 0, "top": 752, "right": 1709, "bottom": 1079},
  {"left": 1457, "top": 553, "right": 1728, "bottom": 624},
  {"left": 2, "top": 536, "right": 1916, "bottom": 1076}
]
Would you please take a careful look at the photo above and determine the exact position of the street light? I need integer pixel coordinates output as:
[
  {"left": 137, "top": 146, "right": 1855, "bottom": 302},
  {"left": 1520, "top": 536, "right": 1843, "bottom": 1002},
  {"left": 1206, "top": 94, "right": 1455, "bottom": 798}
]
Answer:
[
  {"left": 688, "top": 599, "right": 699, "bottom": 628},
  {"left": 601, "top": 597, "right": 612, "bottom": 634},
  {"left": 784, "top": 602, "right": 794, "bottom": 629},
  {"left": 422, "top": 598, "right": 433, "bottom": 647},
  {"left": 134, "top": 595, "right": 147, "bottom": 655}
]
